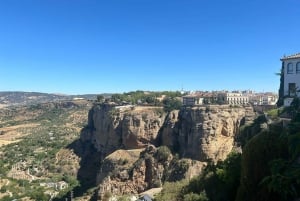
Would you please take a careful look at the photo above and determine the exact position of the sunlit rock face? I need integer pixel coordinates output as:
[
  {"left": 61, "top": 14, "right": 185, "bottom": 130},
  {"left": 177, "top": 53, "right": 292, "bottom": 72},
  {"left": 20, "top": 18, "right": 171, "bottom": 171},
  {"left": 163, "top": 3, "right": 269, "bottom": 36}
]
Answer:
[{"left": 161, "top": 105, "right": 255, "bottom": 161}]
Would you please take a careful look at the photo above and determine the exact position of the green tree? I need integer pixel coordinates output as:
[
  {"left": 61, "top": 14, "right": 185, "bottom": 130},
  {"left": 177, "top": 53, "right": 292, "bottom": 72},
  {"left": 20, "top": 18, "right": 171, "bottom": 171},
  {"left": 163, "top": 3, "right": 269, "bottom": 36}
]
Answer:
[
  {"left": 97, "top": 95, "right": 105, "bottom": 102},
  {"left": 259, "top": 110, "right": 300, "bottom": 201},
  {"left": 156, "top": 146, "right": 171, "bottom": 162},
  {"left": 236, "top": 128, "right": 288, "bottom": 201},
  {"left": 184, "top": 192, "right": 209, "bottom": 201},
  {"left": 163, "top": 97, "right": 182, "bottom": 112},
  {"left": 277, "top": 62, "right": 284, "bottom": 107},
  {"left": 183, "top": 152, "right": 241, "bottom": 201}
]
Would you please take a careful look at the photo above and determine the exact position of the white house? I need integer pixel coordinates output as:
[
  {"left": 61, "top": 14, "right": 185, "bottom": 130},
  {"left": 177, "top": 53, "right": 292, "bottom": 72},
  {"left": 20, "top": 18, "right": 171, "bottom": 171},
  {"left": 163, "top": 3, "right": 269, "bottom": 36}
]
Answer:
[{"left": 280, "top": 53, "right": 300, "bottom": 106}]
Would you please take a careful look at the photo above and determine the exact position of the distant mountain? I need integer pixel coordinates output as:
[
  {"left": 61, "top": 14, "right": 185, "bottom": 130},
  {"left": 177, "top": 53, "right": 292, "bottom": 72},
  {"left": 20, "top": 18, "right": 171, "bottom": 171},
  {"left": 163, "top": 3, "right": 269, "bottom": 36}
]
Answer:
[{"left": 0, "top": 91, "right": 101, "bottom": 107}]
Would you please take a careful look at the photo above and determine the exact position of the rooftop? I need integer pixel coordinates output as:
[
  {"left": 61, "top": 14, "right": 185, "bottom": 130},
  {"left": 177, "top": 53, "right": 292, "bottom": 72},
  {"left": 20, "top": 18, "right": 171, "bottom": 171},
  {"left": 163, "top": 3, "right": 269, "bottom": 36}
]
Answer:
[
  {"left": 183, "top": 92, "right": 218, "bottom": 98},
  {"left": 281, "top": 52, "right": 300, "bottom": 61}
]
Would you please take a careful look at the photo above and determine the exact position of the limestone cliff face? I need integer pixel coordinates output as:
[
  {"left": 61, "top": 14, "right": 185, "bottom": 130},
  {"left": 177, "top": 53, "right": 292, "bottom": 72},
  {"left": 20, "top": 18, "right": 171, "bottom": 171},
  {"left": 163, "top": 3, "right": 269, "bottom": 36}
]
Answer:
[
  {"left": 79, "top": 103, "right": 256, "bottom": 198},
  {"left": 161, "top": 105, "right": 255, "bottom": 161},
  {"left": 121, "top": 109, "right": 165, "bottom": 149},
  {"left": 82, "top": 104, "right": 255, "bottom": 162},
  {"left": 81, "top": 104, "right": 166, "bottom": 157},
  {"left": 96, "top": 145, "right": 205, "bottom": 199}
]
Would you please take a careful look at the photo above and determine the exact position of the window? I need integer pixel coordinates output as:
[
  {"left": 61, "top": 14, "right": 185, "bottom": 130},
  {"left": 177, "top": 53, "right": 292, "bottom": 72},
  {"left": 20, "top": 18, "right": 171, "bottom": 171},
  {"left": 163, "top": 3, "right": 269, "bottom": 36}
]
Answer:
[
  {"left": 287, "top": 63, "right": 293, "bottom": 74},
  {"left": 297, "top": 62, "right": 300, "bottom": 74}
]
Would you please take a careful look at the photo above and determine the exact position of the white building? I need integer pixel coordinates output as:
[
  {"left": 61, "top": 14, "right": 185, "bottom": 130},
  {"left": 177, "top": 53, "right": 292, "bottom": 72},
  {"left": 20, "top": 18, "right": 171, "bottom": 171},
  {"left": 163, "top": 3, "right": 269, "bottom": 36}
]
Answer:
[
  {"left": 280, "top": 53, "right": 300, "bottom": 106},
  {"left": 262, "top": 95, "right": 278, "bottom": 105},
  {"left": 182, "top": 95, "right": 204, "bottom": 106},
  {"left": 219, "top": 92, "right": 249, "bottom": 105},
  {"left": 249, "top": 93, "right": 278, "bottom": 105}
]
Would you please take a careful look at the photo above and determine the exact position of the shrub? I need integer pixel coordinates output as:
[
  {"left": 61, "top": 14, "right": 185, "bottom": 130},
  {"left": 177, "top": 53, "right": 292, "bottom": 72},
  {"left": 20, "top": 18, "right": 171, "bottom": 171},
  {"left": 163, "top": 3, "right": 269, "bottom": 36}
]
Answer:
[
  {"left": 184, "top": 192, "right": 209, "bottom": 201},
  {"left": 156, "top": 146, "right": 171, "bottom": 162},
  {"left": 154, "top": 180, "right": 188, "bottom": 201}
]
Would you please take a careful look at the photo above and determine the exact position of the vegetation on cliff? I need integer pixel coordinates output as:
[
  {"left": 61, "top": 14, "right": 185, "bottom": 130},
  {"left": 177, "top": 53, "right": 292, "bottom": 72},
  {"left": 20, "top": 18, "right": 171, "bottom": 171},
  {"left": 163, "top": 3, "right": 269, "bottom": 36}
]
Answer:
[
  {"left": 155, "top": 152, "right": 241, "bottom": 201},
  {"left": 235, "top": 125, "right": 289, "bottom": 201},
  {"left": 236, "top": 99, "right": 300, "bottom": 201},
  {"left": 99, "top": 90, "right": 183, "bottom": 111},
  {"left": 184, "top": 152, "right": 241, "bottom": 201}
]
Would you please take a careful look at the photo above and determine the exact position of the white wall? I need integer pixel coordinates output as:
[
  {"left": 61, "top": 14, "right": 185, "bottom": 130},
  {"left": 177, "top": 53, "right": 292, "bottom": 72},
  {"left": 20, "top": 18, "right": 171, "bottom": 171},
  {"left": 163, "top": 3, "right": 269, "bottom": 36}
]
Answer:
[{"left": 283, "top": 58, "right": 300, "bottom": 97}]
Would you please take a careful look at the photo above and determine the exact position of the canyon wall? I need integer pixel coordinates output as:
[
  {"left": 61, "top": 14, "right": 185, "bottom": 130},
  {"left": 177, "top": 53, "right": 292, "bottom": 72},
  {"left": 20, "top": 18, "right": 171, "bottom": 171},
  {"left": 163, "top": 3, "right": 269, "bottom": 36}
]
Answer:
[
  {"left": 79, "top": 103, "right": 256, "bottom": 197},
  {"left": 82, "top": 104, "right": 255, "bottom": 161},
  {"left": 161, "top": 105, "right": 256, "bottom": 161}
]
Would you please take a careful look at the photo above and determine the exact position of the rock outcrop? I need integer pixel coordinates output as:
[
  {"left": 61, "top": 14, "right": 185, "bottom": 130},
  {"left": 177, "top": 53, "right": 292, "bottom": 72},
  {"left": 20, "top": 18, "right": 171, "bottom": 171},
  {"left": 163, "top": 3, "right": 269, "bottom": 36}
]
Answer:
[
  {"left": 79, "top": 103, "right": 256, "bottom": 197},
  {"left": 81, "top": 104, "right": 166, "bottom": 158},
  {"left": 161, "top": 105, "right": 256, "bottom": 161},
  {"left": 96, "top": 145, "right": 205, "bottom": 200}
]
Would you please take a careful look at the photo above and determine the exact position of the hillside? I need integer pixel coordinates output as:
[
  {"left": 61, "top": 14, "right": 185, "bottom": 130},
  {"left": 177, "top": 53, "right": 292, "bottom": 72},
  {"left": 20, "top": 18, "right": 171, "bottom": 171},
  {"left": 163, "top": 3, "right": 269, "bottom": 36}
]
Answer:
[
  {"left": 0, "top": 91, "right": 99, "bottom": 108},
  {"left": 2, "top": 93, "right": 295, "bottom": 201},
  {"left": 0, "top": 100, "right": 92, "bottom": 200}
]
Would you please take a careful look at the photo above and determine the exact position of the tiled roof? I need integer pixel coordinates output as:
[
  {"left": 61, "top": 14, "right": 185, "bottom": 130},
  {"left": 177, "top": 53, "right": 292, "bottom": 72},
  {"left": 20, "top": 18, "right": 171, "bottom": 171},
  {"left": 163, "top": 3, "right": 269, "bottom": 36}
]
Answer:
[{"left": 281, "top": 53, "right": 300, "bottom": 60}]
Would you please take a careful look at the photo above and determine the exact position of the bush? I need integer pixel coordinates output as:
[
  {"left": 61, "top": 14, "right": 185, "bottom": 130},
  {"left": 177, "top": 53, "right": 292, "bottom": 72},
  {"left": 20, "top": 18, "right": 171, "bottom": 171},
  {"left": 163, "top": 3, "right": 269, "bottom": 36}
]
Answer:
[
  {"left": 154, "top": 181, "right": 188, "bottom": 201},
  {"left": 0, "top": 186, "right": 7, "bottom": 193},
  {"left": 29, "top": 187, "right": 50, "bottom": 200},
  {"left": 156, "top": 146, "right": 171, "bottom": 162},
  {"left": 184, "top": 192, "right": 209, "bottom": 201}
]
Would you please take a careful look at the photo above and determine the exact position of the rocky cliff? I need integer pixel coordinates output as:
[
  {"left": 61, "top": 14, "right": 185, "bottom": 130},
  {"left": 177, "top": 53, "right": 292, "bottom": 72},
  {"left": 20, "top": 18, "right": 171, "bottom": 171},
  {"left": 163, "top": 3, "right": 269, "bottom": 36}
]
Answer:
[
  {"left": 95, "top": 145, "right": 205, "bottom": 199},
  {"left": 81, "top": 104, "right": 166, "bottom": 158},
  {"left": 78, "top": 103, "right": 256, "bottom": 198},
  {"left": 161, "top": 105, "right": 256, "bottom": 161}
]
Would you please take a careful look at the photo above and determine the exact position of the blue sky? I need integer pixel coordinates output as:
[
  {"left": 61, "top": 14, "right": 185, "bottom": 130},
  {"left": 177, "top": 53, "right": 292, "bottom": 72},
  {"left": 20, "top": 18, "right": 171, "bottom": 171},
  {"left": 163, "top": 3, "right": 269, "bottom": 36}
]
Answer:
[{"left": 0, "top": 0, "right": 300, "bottom": 94}]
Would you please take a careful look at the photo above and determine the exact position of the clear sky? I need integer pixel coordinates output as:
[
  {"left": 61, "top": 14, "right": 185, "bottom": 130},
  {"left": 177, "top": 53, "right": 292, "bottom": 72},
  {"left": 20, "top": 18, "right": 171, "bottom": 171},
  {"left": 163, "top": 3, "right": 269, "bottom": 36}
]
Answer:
[{"left": 0, "top": 0, "right": 300, "bottom": 94}]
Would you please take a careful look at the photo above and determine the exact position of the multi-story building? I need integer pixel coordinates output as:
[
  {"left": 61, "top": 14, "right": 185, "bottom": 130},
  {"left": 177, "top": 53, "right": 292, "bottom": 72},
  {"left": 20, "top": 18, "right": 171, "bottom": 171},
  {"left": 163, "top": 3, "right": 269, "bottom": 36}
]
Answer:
[
  {"left": 280, "top": 53, "right": 300, "bottom": 106},
  {"left": 249, "top": 93, "right": 278, "bottom": 105},
  {"left": 182, "top": 95, "right": 204, "bottom": 106},
  {"left": 182, "top": 91, "right": 277, "bottom": 106},
  {"left": 182, "top": 92, "right": 219, "bottom": 106},
  {"left": 218, "top": 92, "right": 249, "bottom": 105}
]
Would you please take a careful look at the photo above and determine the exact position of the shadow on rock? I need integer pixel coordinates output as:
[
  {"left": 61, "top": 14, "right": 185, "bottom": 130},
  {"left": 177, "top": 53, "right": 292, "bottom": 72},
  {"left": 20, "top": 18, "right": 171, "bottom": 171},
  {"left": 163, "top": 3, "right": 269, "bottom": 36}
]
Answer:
[{"left": 53, "top": 127, "right": 102, "bottom": 201}]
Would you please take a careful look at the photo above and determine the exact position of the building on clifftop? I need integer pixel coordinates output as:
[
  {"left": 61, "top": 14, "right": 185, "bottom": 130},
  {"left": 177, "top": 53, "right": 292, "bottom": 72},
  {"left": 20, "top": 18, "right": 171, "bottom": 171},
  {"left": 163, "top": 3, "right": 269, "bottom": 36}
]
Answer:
[
  {"left": 218, "top": 92, "right": 249, "bottom": 105},
  {"left": 280, "top": 53, "right": 300, "bottom": 106}
]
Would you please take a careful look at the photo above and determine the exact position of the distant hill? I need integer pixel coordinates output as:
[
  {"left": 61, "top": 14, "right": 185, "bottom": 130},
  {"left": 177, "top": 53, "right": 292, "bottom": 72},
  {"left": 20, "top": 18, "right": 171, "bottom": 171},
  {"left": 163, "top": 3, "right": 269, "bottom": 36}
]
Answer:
[{"left": 0, "top": 91, "right": 102, "bottom": 107}]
